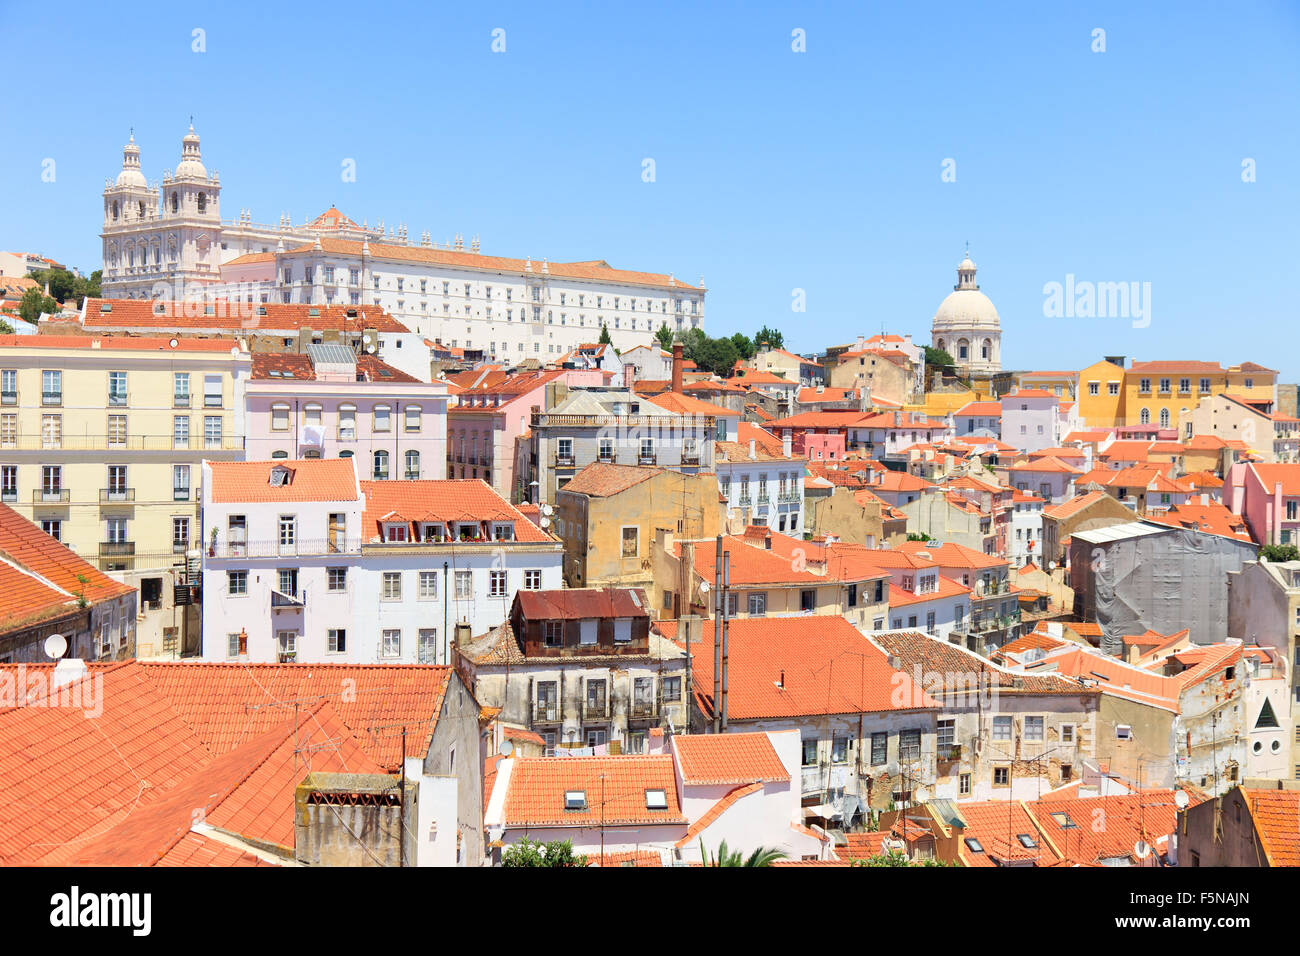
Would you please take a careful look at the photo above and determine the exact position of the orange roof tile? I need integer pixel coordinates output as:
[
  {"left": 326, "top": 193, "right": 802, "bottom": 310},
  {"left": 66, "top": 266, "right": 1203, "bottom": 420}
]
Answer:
[
  {"left": 555, "top": 462, "right": 661, "bottom": 498},
  {"left": 208, "top": 458, "right": 360, "bottom": 503},
  {"left": 675, "top": 783, "right": 763, "bottom": 847},
  {"left": 360, "top": 479, "right": 552, "bottom": 542},
  {"left": 1242, "top": 788, "right": 1300, "bottom": 867},
  {"left": 79, "top": 298, "right": 409, "bottom": 332},
  {"left": 502, "top": 755, "right": 686, "bottom": 827},
  {"left": 672, "top": 733, "right": 790, "bottom": 786}
]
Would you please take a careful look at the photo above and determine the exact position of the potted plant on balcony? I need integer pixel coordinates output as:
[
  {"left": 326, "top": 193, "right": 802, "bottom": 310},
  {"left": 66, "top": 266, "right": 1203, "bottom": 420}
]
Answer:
[{"left": 208, "top": 526, "right": 218, "bottom": 557}]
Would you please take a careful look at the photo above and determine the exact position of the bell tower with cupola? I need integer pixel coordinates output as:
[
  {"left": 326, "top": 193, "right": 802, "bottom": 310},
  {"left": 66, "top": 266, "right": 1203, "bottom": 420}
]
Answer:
[
  {"left": 159, "top": 122, "right": 224, "bottom": 292},
  {"left": 101, "top": 133, "right": 162, "bottom": 297}
]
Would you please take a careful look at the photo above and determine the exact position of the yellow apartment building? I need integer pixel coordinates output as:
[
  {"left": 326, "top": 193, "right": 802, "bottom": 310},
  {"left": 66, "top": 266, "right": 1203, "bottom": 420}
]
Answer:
[
  {"left": 1076, "top": 359, "right": 1127, "bottom": 427},
  {"left": 1122, "top": 361, "right": 1278, "bottom": 429},
  {"left": 0, "top": 334, "right": 249, "bottom": 588}
]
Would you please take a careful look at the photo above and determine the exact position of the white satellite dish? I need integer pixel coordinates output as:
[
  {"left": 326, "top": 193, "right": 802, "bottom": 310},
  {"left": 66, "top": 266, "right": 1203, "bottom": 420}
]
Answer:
[
  {"left": 1174, "top": 790, "right": 1190, "bottom": 809},
  {"left": 43, "top": 633, "right": 67, "bottom": 660},
  {"left": 170, "top": 337, "right": 179, "bottom": 349},
  {"left": 500, "top": 739, "right": 514, "bottom": 757},
  {"left": 541, "top": 504, "right": 554, "bottom": 516},
  {"left": 699, "top": 581, "right": 711, "bottom": 594},
  {"left": 539, "top": 516, "right": 551, "bottom": 528},
  {"left": 1132, "top": 839, "right": 1151, "bottom": 860}
]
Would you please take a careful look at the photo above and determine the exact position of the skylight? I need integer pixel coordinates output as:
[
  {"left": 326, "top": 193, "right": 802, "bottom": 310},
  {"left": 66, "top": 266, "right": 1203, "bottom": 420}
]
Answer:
[
  {"left": 964, "top": 838, "right": 984, "bottom": 853},
  {"left": 1017, "top": 834, "right": 1038, "bottom": 848},
  {"left": 563, "top": 790, "right": 587, "bottom": 811},
  {"left": 268, "top": 466, "right": 291, "bottom": 487},
  {"left": 1050, "top": 812, "right": 1077, "bottom": 829},
  {"left": 645, "top": 789, "right": 667, "bottom": 810}
]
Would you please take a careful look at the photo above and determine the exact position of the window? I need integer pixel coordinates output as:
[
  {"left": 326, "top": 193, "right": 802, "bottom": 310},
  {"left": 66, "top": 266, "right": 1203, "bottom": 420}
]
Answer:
[
  {"left": 898, "top": 729, "right": 921, "bottom": 762},
  {"left": 227, "top": 570, "right": 247, "bottom": 595},
  {"left": 1199, "top": 377, "right": 1211, "bottom": 393},
  {"left": 404, "top": 405, "right": 421, "bottom": 431},
  {"left": 373, "top": 450, "right": 389, "bottom": 480},
  {"left": 1108, "top": 382, "right": 1119, "bottom": 395},
  {"left": 382, "top": 571, "right": 402, "bottom": 600},
  {"left": 579, "top": 620, "right": 597, "bottom": 645},
  {"left": 564, "top": 790, "right": 587, "bottom": 811},
  {"left": 1159, "top": 377, "right": 1170, "bottom": 393},
  {"left": 747, "top": 592, "right": 767, "bottom": 616},
  {"left": 937, "top": 718, "right": 956, "bottom": 749},
  {"left": 802, "top": 738, "right": 819, "bottom": 766},
  {"left": 1139, "top": 378, "right": 1151, "bottom": 394},
  {"left": 418, "top": 571, "right": 438, "bottom": 599},
  {"left": 40, "top": 465, "right": 61, "bottom": 497},
  {"left": 327, "top": 629, "right": 346, "bottom": 653},
  {"left": 278, "top": 568, "right": 298, "bottom": 598},
  {"left": 1, "top": 369, "right": 15, "bottom": 404},
  {"left": 1061, "top": 723, "right": 1075, "bottom": 744},
  {"left": 338, "top": 405, "right": 356, "bottom": 440},
  {"left": 598, "top": 437, "right": 614, "bottom": 461},
  {"left": 204, "top": 416, "right": 222, "bottom": 449},
  {"left": 663, "top": 676, "right": 681, "bottom": 702},
  {"left": 327, "top": 567, "right": 347, "bottom": 591},
  {"left": 303, "top": 403, "right": 322, "bottom": 427},
  {"left": 544, "top": 621, "right": 563, "bottom": 647},
  {"left": 993, "top": 716, "right": 1012, "bottom": 741},
  {"left": 170, "top": 517, "right": 190, "bottom": 554},
  {"left": 404, "top": 450, "right": 420, "bottom": 480},
  {"left": 381, "top": 629, "right": 401, "bottom": 658},
  {"left": 870, "top": 732, "right": 887, "bottom": 765},
  {"left": 227, "top": 515, "right": 247, "bottom": 555},
  {"left": 958, "top": 773, "right": 971, "bottom": 796},
  {"left": 226, "top": 633, "right": 242, "bottom": 658},
  {"left": 523, "top": 569, "right": 542, "bottom": 590},
  {"left": 271, "top": 404, "right": 290, "bottom": 431},
  {"left": 173, "top": 415, "right": 190, "bottom": 448},
  {"left": 203, "top": 374, "right": 222, "bottom": 408},
  {"left": 278, "top": 515, "right": 296, "bottom": 553},
  {"left": 621, "top": 526, "right": 639, "bottom": 558},
  {"left": 42, "top": 370, "right": 61, "bottom": 405},
  {"left": 41, "top": 519, "right": 60, "bottom": 541},
  {"left": 107, "top": 464, "right": 128, "bottom": 498},
  {"left": 373, "top": 405, "right": 391, "bottom": 432},
  {"left": 173, "top": 464, "right": 190, "bottom": 501},
  {"left": 1025, "top": 716, "right": 1045, "bottom": 741},
  {"left": 418, "top": 629, "right": 437, "bottom": 663},
  {"left": 831, "top": 736, "right": 850, "bottom": 763},
  {"left": 488, "top": 569, "right": 506, "bottom": 597},
  {"left": 0, "top": 414, "right": 14, "bottom": 448},
  {"left": 556, "top": 437, "right": 573, "bottom": 462},
  {"left": 108, "top": 371, "right": 127, "bottom": 406},
  {"left": 1116, "top": 724, "right": 1132, "bottom": 740},
  {"left": 993, "top": 766, "right": 1010, "bottom": 786},
  {"left": 0, "top": 465, "right": 15, "bottom": 502},
  {"left": 455, "top": 570, "right": 472, "bottom": 599},
  {"left": 1088, "top": 381, "right": 1099, "bottom": 396},
  {"left": 42, "top": 414, "right": 61, "bottom": 449}
]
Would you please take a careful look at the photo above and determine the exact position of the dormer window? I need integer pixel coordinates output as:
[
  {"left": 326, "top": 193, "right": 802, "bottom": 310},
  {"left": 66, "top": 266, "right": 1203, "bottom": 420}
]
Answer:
[
  {"left": 383, "top": 522, "right": 408, "bottom": 543},
  {"left": 421, "top": 522, "right": 445, "bottom": 542},
  {"left": 492, "top": 523, "right": 514, "bottom": 541},
  {"left": 268, "top": 465, "right": 292, "bottom": 487}
]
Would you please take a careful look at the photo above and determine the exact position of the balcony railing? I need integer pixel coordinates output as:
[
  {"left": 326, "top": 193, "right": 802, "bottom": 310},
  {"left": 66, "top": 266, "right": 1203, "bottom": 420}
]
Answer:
[
  {"left": 33, "top": 489, "right": 70, "bottom": 503},
  {"left": 174, "top": 394, "right": 191, "bottom": 408},
  {"left": 271, "top": 590, "right": 305, "bottom": 609},
  {"left": 554, "top": 454, "right": 576, "bottom": 468},
  {"left": 100, "top": 488, "right": 135, "bottom": 502},
  {"left": 937, "top": 744, "right": 963, "bottom": 762},
  {"left": 737, "top": 494, "right": 752, "bottom": 506},
  {"left": 757, "top": 492, "right": 770, "bottom": 503},
  {"left": 583, "top": 698, "right": 610, "bottom": 721},
  {"left": 533, "top": 702, "right": 561, "bottom": 723},
  {"left": 172, "top": 539, "right": 190, "bottom": 554},
  {"left": 99, "top": 541, "right": 135, "bottom": 557},
  {"left": 778, "top": 488, "right": 801, "bottom": 502},
  {"left": 1, "top": 390, "right": 15, "bottom": 405},
  {"left": 0, "top": 434, "right": 244, "bottom": 452},
  {"left": 174, "top": 488, "right": 192, "bottom": 502},
  {"left": 41, "top": 392, "right": 62, "bottom": 406},
  {"left": 208, "top": 537, "right": 363, "bottom": 559},
  {"left": 630, "top": 699, "right": 658, "bottom": 719},
  {"left": 638, "top": 453, "right": 657, "bottom": 465},
  {"left": 681, "top": 454, "right": 700, "bottom": 466}
]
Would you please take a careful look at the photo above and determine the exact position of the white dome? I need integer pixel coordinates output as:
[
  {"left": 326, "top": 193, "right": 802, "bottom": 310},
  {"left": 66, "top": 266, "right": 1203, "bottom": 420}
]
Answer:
[
  {"left": 933, "top": 288, "right": 1001, "bottom": 331},
  {"left": 174, "top": 124, "right": 208, "bottom": 179},
  {"left": 115, "top": 167, "right": 147, "bottom": 188},
  {"left": 115, "top": 135, "right": 147, "bottom": 187}
]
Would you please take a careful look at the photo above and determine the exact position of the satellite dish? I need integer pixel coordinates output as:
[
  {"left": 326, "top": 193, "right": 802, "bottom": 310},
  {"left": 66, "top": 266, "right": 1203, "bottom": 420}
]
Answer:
[
  {"left": 170, "top": 337, "right": 179, "bottom": 349},
  {"left": 43, "top": 633, "right": 67, "bottom": 660},
  {"left": 230, "top": 346, "right": 239, "bottom": 358},
  {"left": 500, "top": 739, "right": 514, "bottom": 757},
  {"left": 539, "top": 516, "right": 550, "bottom": 528},
  {"left": 1132, "top": 840, "right": 1151, "bottom": 860},
  {"left": 541, "top": 504, "right": 554, "bottom": 516},
  {"left": 699, "top": 581, "right": 711, "bottom": 594},
  {"left": 1174, "top": 790, "right": 1190, "bottom": 809}
]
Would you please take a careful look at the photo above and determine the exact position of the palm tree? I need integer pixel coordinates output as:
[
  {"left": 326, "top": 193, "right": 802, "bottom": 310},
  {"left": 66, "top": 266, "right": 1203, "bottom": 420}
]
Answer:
[{"left": 699, "top": 839, "right": 787, "bottom": 867}]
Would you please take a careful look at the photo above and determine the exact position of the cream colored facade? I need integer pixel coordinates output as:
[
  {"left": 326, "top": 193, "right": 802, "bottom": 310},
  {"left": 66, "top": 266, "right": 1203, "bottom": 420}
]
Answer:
[{"left": 0, "top": 335, "right": 249, "bottom": 575}]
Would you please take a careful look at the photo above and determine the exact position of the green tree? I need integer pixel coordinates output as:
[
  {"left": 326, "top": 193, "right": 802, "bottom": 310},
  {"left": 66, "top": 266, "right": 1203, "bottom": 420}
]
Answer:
[
  {"left": 753, "top": 325, "right": 784, "bottom": 351},
  {"left": 852, "top": 850, "right": 955, "bottom": 867},
  {"left": 924, "top": 345, "right": 955, "bottom": 368},
  {"left": 501, "top": 838, "right": 589, "bottom": 867},
  {"left": 697, "top": 336, "right": 740, "bottom": 377},
  {"left": 1261, "top": 544, "right": 1300, "bottom": 563},
  {"left": 699, "top": 839, "right": 787, "bottom": 867},
  {"left": 29, "top": 267, "right": 78, "bottom": 303},
  {"left": 598, "top": 323, "right": 612, "bottom": 345},
  {"left": 0, "top": 318, "right": 13, "bottom": 335},
  {"left": 730, "top": 332, "right": 755, "bottom": 361},
  {"left": 18, "top": 286, "right": 57, "bottom": 324},
  {"left": 655, "top": 322, "right": 674, "bottom": 351}
]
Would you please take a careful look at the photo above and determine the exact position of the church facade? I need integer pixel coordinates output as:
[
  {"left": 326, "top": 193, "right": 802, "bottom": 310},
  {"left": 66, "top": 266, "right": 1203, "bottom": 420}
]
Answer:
[
  {"left": 100, "top": 127, "right": 705, "bottom": 360},
  {"left": 930, "top": 249, "right": 1003, "bottom": 375}
]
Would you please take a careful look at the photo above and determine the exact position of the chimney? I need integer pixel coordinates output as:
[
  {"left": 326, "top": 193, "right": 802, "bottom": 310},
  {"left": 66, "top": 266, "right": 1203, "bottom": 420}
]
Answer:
[
  {"left": 782, "top": 432, "right": 792, "bottom": 457},
  {"left": 647, "top": 727, "right": 666, "bottom": 754},
  {"left": 1201, "top": 492, "right": 1209, "bottom": 506},
  {"left": 749, "top": 438, "right": 756, "bottom": 459},
  {"left": 51, "top": 657, "right": 87, "bottom": 690},
  {"left": 237, "top": 627, "right": 249, "bottom": 661},
  {"left": 671, "top": 342, "right": 684, "bottom": 393}
]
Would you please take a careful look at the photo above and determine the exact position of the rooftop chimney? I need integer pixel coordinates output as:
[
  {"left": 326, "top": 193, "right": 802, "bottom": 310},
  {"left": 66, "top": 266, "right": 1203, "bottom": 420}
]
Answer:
[
  {"left": 51, "top": 657, "right": 87, "bottom": 690},
  {"left": 671, "top": 342, "right": 684, "bottom": 393},
  {"left": 749, "top": 438, "right": 756, "bottom": 459}
]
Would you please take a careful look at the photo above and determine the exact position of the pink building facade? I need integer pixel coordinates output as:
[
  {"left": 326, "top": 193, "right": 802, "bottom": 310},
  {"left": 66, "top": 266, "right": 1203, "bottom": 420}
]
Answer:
[{"left": 1227, "top": 462, "right": 1300, "bottom": 546}]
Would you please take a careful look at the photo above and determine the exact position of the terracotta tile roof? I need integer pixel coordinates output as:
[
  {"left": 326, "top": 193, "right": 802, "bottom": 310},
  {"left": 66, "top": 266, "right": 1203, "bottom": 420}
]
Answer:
[
  {"left": 208, "top": 458, "right": 360, "bottom": 504},
  {"left": 840, "top": 831, "right": 892, "bottom": 860},
  {"left": 1004, "top": 388, "right": 1057, "bottom": 399},
  {"left": 872, "top": 631, "right": 1084, "bottom": 694},
  {"left": 675, "top": 782, "right": 763, "bottom": 847},
  {"left": 1245, "top": 463, "right": 1300, "bottom": 497},
  {"left": 155, "top": 832, "right": 277, "bottom": 867},
  {"left": 681, "top": 536, "right": 825, "bottom": 586},
  {"left": 1010, "top": 456, "right": 1082, "bottom": 475},
  {"left": 899, "top": 540, "right": 1006, "bottom": 570},
  {"left": 644, "top": 391, "right": 739, "bottom": 418},
  {"left": 871, "top": 471, "right": 936, "bottom": 492},
  {"left": 250, "top": 352, "right": 418, "bottom": 382},
  {"left": 953, "top": 400, "right": 1002, "bottom": 416},
  {"left": 665, "top": 617, "right": 938, "bottom": 720},
  {"left": 955, "top": 800, "right": 1062, "bottom": 867},
  {"left": 79, "top": 298, "right": 408, "bottom": 332},
  {"left": 992, "top": 629, "right": 1069, "bottom": 661},
  {"left": 0, "top": 504, "right": 134, "bottom": 628},
  {"left": 1036, "top": 648, "right": 1182, "bottom": 710},
  {"left": 279, "top": 239, "right": 700, "bottom": 291},
  {"left": 736, "top": 421, "right": 783, "bottom": 455},
  {"left": 1145, "top": 502, "right": 1253, "bottom": 542},
  {"left": 360, "top": 479, "right": 552, "bottom": 542},
  {"left": 1031, "top": 790, "right": 1196, "bottom": 865},
  {"left": 514, "top": 587, "right": 649, "bottom": 621},
  {"left": 502, "top": 755, "right": 687, "bottom": 827},
  {"left": 731, "top": 367, "right": 797, "bottom": 387},
  {"left": 308, "top": 206, "right": 362, "bottom": 231},
  {"left": 1064, "top": 430, "right": 1112, "bottom": 443},
  {"left": 503, "top": 726, "right": 547, "bottom": 747},
  {"left": 1043, "top": 490, "right": 1117, "bottom": 520},
  {"left": 672, "top": 732, "right": 790, "bottom": 785},
  {"left": 1181, "top": 470, "right": 1223, "bottom": 488},
  {"left": 1241, "top": 788, "right": 1300, "bottom": 867},
  {"left": 1129, "top": 360, "right": 1224, "bottom": 374},
  {"left": 556, "top": 462, "right": 661, "bottom": 498},
  {"left": 887, "top": 576, "right": 973, "bottom": 608},
  {"left": 1028, "top": 447, "right": 1088, "bottom": 460},
  {"left": 798, "top": 387, "right": 859, "bottom": 403},
  {"left": 747, "top": 404, "right": 774, "bottom": 421},
  {"left": 590, "top": 850, "right": 663, "bottom": 866}
]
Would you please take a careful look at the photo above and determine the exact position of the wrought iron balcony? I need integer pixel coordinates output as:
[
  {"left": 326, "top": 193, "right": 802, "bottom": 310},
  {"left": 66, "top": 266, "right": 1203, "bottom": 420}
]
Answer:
[
  {"left": 583, "top": 698, "right": 610, "bottom": 721},
  {"left": 533, "top": 702, "right": 561, "bottom": 723},
  {"left": 33, "top": 489, "right": 70, "bottom": 504},
  {"left": 100, "top": 488, "right": 135, "bottom": 503},
  {"left": 99, "top": 541, "right": 135, "bottom": 557}
]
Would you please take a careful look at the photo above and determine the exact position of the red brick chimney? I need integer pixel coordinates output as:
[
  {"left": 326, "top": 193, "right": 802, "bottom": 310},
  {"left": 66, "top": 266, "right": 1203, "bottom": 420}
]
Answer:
[{"left": 672, "top": 342, "right": 684, "bottom": 393}]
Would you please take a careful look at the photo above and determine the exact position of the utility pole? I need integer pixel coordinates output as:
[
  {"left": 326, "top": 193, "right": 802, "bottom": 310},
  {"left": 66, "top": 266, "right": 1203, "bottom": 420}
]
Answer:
[
  {"left": 712, "top": 535, "right": 722, "bottom": 734},
  {"left": 720, "top": 549, "right": 731, "bottom": 732}
]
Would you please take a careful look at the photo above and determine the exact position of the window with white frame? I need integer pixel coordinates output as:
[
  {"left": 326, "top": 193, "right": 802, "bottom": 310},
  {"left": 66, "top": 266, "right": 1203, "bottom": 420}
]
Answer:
[
  {"left": 381, "top": 629, "right": 401, "bottom": 658},
  {"left": 382, "top": 571, "right": 402, "bottom": 600},
  {"left": 418, "top": 570, "right": 438, "bottom": 599},
  {"left": 524, "top": 569, "right": 541, "bottom": 590}
]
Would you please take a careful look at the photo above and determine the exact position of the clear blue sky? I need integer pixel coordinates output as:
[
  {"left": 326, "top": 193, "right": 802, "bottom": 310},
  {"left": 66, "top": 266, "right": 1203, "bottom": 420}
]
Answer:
[{"left": 4, "top": 1, "right": 1298, "bottom": 376}]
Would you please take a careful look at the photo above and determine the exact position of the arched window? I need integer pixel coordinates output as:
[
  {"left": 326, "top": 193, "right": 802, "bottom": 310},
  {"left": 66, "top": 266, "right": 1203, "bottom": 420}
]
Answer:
[
  {"left": 982, "top": 338, "right": 991, "bottom": 360},
  {"left": 138, "top": 201, "right": 146, "bottom": 220},
  {"left": 405, "top": 450, "right": 420, "bottom": 480},
  {"left": 270, "top": 403, "right": 291, "bottom": 431},
  {"left": 338, "top": 404, "right": 356, "bottom": 440},
  {"left": 197, "top": 192, "right": 207, "bottom": 214},
  {"left": 936, "top": 339, "right": 945, "bottom": 352},
  {"left": 171, "top": 192, "right": 179, "bottom": 213},
  {"left": 957, "top": 338, "right": 969, "bottom": 360},
  {"left": 303, "top": 449, "right": 321, "bottom": 459},
  {"left": 373, "top": 450, "right": 390, "bottom": 480},
  {"left": 338, "top": 450, "right": 353, "bottom": 459},
  {"left": 1140, "top": 407, "right": 1150, "bottom": 425},
  {"left": 111, "top": 201, "right": 119, "bottom": 221},
  {"left": 271, "top": 450, "right": 288, "bottom": 459},
  {"left": 1159, "top": 408, "right": 1170, "bottom": 428}
]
